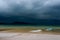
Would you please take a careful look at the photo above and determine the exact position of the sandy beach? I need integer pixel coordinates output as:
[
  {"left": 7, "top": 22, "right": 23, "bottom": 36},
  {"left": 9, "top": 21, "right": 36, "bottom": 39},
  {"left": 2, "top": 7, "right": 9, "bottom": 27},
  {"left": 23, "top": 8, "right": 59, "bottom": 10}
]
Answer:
[
  {"left": 0, "top": 27, "right": 60, "bottom": 40},
  {"left": 0, "top": 31, "right": 60, "bottom": 40}
]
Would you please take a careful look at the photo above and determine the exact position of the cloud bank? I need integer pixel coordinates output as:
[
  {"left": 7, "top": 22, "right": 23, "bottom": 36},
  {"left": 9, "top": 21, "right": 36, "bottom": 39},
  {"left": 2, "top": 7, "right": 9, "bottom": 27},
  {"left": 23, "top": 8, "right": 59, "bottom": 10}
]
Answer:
[{"left": 0, "top": 0, "right": 60, "bottom": 23}]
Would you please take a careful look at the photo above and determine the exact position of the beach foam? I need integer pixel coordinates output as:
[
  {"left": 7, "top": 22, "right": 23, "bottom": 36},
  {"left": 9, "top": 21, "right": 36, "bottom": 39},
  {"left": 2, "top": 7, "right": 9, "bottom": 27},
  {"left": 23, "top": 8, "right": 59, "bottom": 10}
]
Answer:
[{"left": 29, "top": 29, "right": 42, "bottom": 32}]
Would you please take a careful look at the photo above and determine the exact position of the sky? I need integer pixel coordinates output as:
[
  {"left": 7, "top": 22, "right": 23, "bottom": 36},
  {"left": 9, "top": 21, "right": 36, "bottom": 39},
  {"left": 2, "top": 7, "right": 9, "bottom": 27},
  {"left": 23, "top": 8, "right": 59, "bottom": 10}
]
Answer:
[{"left": 0, "top": 0, "right": 60, "bottom": 24}]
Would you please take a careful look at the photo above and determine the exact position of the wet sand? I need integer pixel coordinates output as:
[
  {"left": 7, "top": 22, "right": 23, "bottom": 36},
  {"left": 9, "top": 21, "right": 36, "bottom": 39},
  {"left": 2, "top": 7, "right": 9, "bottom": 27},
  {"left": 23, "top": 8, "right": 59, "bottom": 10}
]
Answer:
[{"left": 0, "top": 31, "right": 60, "bottom": 40}]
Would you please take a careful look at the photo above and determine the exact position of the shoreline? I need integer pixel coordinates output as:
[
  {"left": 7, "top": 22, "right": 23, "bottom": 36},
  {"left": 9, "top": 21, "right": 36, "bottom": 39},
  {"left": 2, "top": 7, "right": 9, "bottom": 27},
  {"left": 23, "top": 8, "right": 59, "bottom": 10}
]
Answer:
[{"left": 0, "top": 27, "right": 60, "bottom": 35}]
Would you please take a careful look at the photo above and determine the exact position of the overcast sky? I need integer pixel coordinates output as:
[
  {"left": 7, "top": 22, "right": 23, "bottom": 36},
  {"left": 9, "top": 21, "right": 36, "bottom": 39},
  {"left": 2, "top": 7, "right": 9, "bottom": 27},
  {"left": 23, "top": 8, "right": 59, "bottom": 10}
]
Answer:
[{"left": 0, "top": 0, "right": 60, "bottom": 23}]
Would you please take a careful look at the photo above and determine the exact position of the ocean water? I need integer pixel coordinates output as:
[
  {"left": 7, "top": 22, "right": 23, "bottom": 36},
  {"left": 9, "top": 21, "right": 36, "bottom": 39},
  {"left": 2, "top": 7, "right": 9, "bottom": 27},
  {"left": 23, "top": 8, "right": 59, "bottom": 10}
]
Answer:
[{"left": 0, "top": 24, "right": 59, "bottom": 27}]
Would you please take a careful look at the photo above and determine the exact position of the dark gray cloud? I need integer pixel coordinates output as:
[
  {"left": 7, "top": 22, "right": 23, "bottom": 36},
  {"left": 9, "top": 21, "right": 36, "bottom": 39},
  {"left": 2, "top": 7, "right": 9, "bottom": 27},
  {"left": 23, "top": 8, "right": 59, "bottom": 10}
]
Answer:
[{"left": 0, "top": 0, "right": 60, "bottom": 23}]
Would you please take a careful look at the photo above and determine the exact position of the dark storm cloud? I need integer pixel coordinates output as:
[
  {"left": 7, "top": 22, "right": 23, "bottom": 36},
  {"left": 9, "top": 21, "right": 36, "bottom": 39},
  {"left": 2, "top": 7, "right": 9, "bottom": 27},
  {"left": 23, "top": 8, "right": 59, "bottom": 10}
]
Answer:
[{"left": 0, "top": 0, "right": 60, "bottom": 23}]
